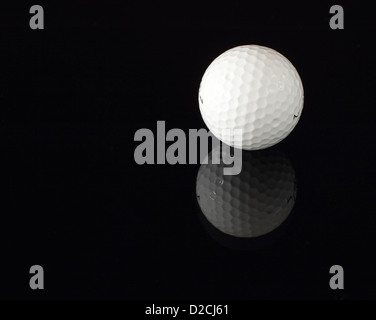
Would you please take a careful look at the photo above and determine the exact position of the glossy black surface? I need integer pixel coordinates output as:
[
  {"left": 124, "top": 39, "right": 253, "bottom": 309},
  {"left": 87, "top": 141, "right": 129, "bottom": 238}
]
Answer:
[{"left": 1, "top": 1, "right": 375, "bottom": 299}]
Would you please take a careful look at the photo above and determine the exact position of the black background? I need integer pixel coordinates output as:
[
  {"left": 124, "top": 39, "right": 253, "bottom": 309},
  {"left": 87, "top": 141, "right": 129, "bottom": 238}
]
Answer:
[{"left": 1, "top": 1, "right": 375, "bottom": 299}]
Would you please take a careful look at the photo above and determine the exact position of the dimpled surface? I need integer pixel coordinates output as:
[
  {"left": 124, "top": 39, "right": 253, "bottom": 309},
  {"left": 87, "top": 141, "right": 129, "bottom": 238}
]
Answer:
[
  {"left": 196, "top": 150, "right": 296, "bottom": 238},
  {"left": 199, "top": 45, "right": 304, "bottom": 150}
]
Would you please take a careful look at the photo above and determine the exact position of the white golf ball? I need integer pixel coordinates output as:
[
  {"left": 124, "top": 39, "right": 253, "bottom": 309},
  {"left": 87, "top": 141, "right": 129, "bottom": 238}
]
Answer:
[{"left": 199, "top": 45, "right": 304, "bottom": 150}]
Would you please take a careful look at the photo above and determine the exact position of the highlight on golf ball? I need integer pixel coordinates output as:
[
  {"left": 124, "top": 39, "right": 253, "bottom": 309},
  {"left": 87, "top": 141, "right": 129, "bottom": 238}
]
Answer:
[
  {"left": 199, "top": 45, "right": 304, "bottom": 150},
  {"left": 196, "top": 149, "right": 297, "bottom": 238}
]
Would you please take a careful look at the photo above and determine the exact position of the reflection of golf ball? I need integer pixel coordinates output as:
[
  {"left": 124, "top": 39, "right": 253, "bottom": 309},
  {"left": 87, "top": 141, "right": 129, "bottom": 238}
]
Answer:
[
  {"left": 199, "top": 45, "right": 304, "bottom": 150},
  {"left": 196, "top": 150, "right": 296, "bottom": 238}
]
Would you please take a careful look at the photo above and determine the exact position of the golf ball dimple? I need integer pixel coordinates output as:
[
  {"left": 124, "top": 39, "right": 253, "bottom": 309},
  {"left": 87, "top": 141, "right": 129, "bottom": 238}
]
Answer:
[
  {"left": 196, "top": 150, "right": 297, "bottom": 238},
  {"left": 199, "top": 45, "right": 304, "bottom": 150}
]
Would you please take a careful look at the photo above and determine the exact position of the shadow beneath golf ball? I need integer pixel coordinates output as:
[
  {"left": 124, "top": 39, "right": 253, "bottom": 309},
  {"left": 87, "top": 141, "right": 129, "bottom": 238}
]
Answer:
[{"left": 196, "top": 148, "right": 297, "bottom": 251}]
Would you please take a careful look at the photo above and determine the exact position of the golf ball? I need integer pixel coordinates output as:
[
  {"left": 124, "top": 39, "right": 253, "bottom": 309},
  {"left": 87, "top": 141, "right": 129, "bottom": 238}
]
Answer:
[
  {"left": 196, "top": 149, "right": 297, "bottom": 238},
  {"left": 199, "top": 45, "right": 304, "bottom": 150}
]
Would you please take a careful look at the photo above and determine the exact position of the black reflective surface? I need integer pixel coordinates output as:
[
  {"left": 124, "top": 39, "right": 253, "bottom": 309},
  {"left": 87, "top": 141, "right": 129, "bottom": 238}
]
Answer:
[{"left": 1, "top": 2, "right": 375, "bottom": 299}]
